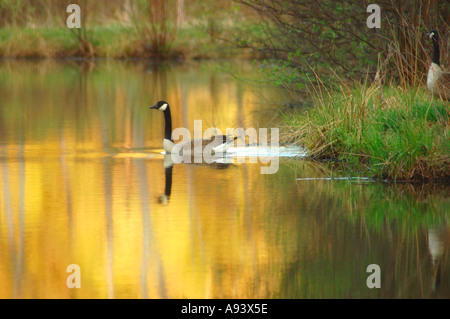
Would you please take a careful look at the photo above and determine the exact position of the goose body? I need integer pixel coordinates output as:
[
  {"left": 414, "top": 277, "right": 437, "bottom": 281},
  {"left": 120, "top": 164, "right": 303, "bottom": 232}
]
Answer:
[
  {"left": 426, "top": 30, "right": 450, "bottom": 100},
  {"left": 150, "top": 101, "right": 236, "bottom": 155}
]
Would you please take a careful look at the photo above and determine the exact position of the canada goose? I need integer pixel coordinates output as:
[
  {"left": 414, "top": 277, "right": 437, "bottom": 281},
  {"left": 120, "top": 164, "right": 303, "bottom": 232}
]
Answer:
[
  {"left": 150, "top": 101, "right": 236, "bottom": 155},
  {"left": 426, "top": 30, "right": 450, "bottom": 100}
]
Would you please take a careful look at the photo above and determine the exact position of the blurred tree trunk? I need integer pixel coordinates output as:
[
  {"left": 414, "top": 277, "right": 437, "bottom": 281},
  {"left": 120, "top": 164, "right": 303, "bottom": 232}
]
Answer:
[{"left": 177, "top": 0, "right": 184, "bottom": 27}]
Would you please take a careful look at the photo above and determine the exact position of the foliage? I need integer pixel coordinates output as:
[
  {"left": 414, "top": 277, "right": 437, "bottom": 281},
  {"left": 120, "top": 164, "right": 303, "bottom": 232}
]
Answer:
[
  {"left": 281, "top": 77, "right": 450, "bottom": 181},
  {"left": 233, "top": 0, "right": 450, "bottom": 89},
  {"left": 0, "top": 0, "right": 248, "bottom": 59},
  {"left": 128, "top": 0, "right": 180, "bottom": 57}
]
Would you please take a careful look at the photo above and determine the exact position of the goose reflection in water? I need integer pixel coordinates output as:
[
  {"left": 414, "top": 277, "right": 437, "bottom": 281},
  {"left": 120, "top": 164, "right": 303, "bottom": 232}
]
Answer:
[
  {"left": 428, "top": 227, "right": 446, "bottom": 295},
  {"left": 158, "top": 154, "right": 235, "bottom": 205}
]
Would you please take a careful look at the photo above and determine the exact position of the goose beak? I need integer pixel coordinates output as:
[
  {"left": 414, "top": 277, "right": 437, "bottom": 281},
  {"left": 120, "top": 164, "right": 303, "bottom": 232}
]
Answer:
[{"left": 150, "top": 104, "right": 158, "bottom": 109}]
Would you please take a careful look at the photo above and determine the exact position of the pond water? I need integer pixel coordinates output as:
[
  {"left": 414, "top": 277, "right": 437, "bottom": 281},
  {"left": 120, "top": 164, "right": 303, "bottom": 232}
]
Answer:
[{"left": 0, "top": 60, "right": 448, "bottom": 299}]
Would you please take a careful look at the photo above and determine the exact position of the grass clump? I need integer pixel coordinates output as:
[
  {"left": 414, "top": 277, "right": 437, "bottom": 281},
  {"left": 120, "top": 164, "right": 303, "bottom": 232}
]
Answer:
[{"left": 281, "top": 80, "right": 449, "bottom": 181}]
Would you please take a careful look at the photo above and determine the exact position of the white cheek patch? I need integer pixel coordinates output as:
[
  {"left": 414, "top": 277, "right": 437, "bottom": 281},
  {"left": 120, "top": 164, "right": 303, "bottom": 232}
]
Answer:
[{"left": 160, "top": 103, "right": 168, "bottom": 111}]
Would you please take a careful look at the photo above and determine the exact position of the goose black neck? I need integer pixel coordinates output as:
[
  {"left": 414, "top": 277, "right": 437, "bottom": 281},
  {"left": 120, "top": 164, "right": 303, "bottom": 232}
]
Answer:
[
  {"left": 432, "top": 41, "right": 440, "bottom": 66},
  {"left": 163, "top": 108, "right": 173, "bottom": 142}
]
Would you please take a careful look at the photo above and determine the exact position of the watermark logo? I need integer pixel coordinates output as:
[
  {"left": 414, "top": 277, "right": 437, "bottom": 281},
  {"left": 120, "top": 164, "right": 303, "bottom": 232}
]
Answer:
[
  {"left": 367, "top": 4, "right": 381, "bottom": 29},
  {"left": 66, "top": 4, "right": 81, "bottom": 29},
  {"left": 169, "top": 121, "right": 279, "bottom": 174},
  {"left": 66, "top": 264, "right": 81, "bottom": 288},
  {"left": 366, "top": 264, "right": 381, "bottom": 288}
]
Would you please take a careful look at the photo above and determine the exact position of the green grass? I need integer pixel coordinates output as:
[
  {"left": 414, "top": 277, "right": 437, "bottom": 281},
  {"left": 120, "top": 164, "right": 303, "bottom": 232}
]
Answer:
[
  {"left": 0, "top": 27, "right": 74, "bottom": 57},
  {"left": 281, "top": 81, "right": 449, "bottom": 181},
  {"left": 0, "top": 24, "right": 252, "bottom": 59}
]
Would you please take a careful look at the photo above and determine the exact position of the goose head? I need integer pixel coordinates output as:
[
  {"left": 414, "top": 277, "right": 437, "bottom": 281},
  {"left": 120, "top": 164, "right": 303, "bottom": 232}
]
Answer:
[
  {"left": 150, "top": 101, "right": 169, "bottom": 112},
  {"left": 426, "top": 30, "right": 439, "bottom": 43}
]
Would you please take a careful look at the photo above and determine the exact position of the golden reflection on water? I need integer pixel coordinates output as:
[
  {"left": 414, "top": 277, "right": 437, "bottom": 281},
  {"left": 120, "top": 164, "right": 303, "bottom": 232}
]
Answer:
[
  {"left": 0, "top": 59, "right": 288, "bottom": 299},
  {"left": 0, "top": 60, "right": 448, "bottom": 299},
  {"left": 0, "top": 154, "right": 301, "bottom": 298}
]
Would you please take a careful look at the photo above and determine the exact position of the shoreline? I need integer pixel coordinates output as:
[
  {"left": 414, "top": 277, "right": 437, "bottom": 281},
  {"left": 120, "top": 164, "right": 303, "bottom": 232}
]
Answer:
[
  {"left": 0, "top": 25, "right": 258, "bottom": 60},
  {"left": 293, "top": 157, "right": 450, "bottom": 184},
  {"left": 280, "top": 82, "right": 450, "bottom": 182}
]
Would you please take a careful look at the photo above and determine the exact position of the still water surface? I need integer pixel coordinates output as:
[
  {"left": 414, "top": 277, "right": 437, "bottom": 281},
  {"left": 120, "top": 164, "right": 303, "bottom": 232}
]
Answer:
[{"left": 0, "top": 60, "right": 448, "bottom": 298}]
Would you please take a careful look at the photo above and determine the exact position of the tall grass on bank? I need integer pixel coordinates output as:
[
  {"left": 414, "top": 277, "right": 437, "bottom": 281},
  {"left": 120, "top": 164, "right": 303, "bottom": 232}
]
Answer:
[
  {"left": 0, "top": 24, "right": 245, "bottom": 59},
  {"left": 129, "top": 0, "right": 180, "bottom": 57},
  {"left": 281, "top": 79, "right": 449, "bottom": 181},
  {"left": 0, "top": 26, "right": 134, "bottom": 58}
]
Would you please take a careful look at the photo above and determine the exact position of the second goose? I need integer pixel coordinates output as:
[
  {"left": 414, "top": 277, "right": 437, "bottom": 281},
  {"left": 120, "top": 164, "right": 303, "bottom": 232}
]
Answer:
[
  {"left": 426, "top": 30, "right": 450, "bottom": 100},
  {"left": 150, "top": 101, "right": 236, "bottom": 155}
]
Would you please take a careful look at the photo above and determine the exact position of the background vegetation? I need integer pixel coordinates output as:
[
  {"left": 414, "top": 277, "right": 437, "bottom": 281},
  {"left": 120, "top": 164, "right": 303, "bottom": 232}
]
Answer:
[
  {"left": 281, "top": 80, "right": 449, "bottom": 180},
  {"left": 0, "top": 0, "right": 258, "bottom": 59},
  {"left": 1, "top": 0, "right": 448, "bottom": 85},
  {"left": 231, "top": 0, "right": 450, "bottom": 180},
  {"left": 233, "top": 0, "right": 449, "bottom": 89}
]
